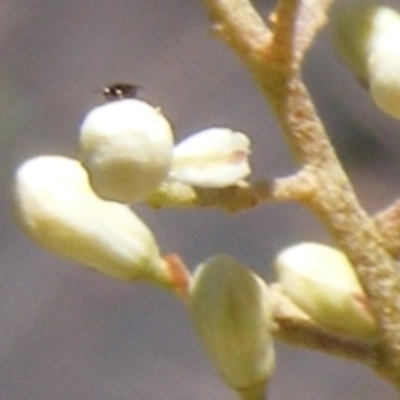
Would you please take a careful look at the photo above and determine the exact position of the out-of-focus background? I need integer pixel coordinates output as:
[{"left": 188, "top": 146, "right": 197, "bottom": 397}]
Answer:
[{"left": 1, "top": 0, "right": 400, "bottom": 398}]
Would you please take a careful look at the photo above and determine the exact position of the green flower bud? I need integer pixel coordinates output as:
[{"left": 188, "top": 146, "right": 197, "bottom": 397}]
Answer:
[
  {"left": 80, "top": 99, "right": 174, "bottom": 203},
  {"left": 190, "top": 255, "right": 274, "bottom": 399},
  {"left": 14, "top": 156, "right": 177, "bottom": 289},
  {"left": 275, "top": 242, "right": 378, "bottom": 340}
]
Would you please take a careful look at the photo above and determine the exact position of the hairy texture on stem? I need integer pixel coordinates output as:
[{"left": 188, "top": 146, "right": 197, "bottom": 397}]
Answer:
[
  {"left": 201, "top": 0, "right": 400, "bottom": 389},
  {"left": 270, "top": 0, "right": 330, "bottom": 71},
  {"left": 203, "top": 0, "right": 272, "bottom": 55},
  {"left": 375, "top": 200, "right": 400, "bottom": 257}
]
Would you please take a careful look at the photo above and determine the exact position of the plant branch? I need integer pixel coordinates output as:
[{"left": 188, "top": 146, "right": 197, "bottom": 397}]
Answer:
[
  {"left": 146, "top": 181, "right": 270, "bottom": 212},
  {"left": 200, "top": 0, "right": 400, "bottom": 388},
  {"left": 202, "top": 0, "right": 272, "bottom": 57},
  {"left": 375, "top": 199, "right": 400, "bottom": 257}
]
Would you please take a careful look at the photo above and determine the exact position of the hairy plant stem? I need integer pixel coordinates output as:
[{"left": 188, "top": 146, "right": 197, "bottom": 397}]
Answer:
[
  {"left": 201, "top": 0, "right": 400, "bottom": 391},
  {"left": 375, "top": 200, "right": 400, "bottom": 257}
]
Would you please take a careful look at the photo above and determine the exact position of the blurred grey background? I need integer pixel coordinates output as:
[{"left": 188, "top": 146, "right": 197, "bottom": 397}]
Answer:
[{"left": 1, "top": 0, "right": 400, "bottom": 398}]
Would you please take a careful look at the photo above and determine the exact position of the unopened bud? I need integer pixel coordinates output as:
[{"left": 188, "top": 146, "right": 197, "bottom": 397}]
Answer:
[
  {"left": 80, "top": 98, "right": 174, "bottom": 203},
  {"left": 14, "top": 156, "right": 177, "bottom": 289},
  {"left": 275, "top": 242, "right": 378, "bottom": 340},
  {"left": 169, "top": 128, "right": 251, "bottom": 188},
  {"left": 334, "top": 2, "right": 400, "bottom": 119},
  {"left": 333, "top": 2, "right": 376, "bottom": 83},
  {"left": 190, "top": 255, "right": 274, "bottom": 399},
  {"left": 367, "top": 6, "right": 400, "bottom": 119}
]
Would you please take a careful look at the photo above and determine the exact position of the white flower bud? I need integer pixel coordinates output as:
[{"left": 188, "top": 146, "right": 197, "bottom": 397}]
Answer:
[
  {"left": 332, "top": 2, "right": 376, "bottom": 83},
  {"left": 169, "top": 128, "right": 251, "bottom": 188},
  {"left": 334, "top": 3, "right": 400, "bottom": 119},
  {"left": 366, "top": 6, "right": 400, "bottom": 119},
  {"left": 14, "top": 156, "right": 175, "bottom": 288},
  {"left": 275, "top": 242, "right": 378, "bottom": 340},
  {"left": 80, "top": 99, "right": 174, "bottom": 203},
  {"left": 190, "top": 255, "right": 274, "bottom": 398}
]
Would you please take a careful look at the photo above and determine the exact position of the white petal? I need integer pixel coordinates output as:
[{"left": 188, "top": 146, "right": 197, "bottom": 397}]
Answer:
[
  {"left": 80, "top": 99, "right": 174, "bottom": 203},
  {"left": 169, "top": 128, "right": 251, "bottom": 188},
  {"left": 190, "top": 255, "right": 274, "bottom": 393},
  {"left": 14, "top": 156, "right": 172, "bottom": 285}
]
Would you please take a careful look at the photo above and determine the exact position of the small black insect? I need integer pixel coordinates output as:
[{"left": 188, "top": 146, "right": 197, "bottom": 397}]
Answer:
[{"left": 102, "top": 83, "right": 141, "bottom": 101}]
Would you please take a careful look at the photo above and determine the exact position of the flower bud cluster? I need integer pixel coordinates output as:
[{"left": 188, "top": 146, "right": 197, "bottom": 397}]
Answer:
[
  {"left": 80, "top": 98, "right": 251, "bottom": 204},
  {"left": 14, "top": 92, "right": 278, "bottom": 396},
  {"left": 14, "top": 90, "right": 252, "bottom": 292}
]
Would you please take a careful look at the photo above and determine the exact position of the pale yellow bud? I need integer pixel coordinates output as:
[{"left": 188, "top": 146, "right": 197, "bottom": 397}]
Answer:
[
  {"left": 333, "top": 2, "right": 377, "bottom": 82},
  {"left": 190, "top": 255, "right": 274, "bottom": 399},
  {"left": 275, "top": 242, "right": 378, "bottom": 340},
  {"left": 14, "top": 156, "right": 175, "bottom": 288},
  {"left": 366, "top": 6, "right": 400, "bottom": 119},
  {"left": 80, "top": 99, "right": 174, "bottom": 203},
  {"left": 334, "top": 2, "right": 400, "bottom": 119},
  {"left": 169, "top": 128, "right": 251, "bottom": 188}
]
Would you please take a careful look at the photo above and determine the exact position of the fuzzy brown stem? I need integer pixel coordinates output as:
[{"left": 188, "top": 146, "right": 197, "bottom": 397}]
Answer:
[
  {"left": 201, "top": 0, "right": 400, "bottom": 389},
  {"left": 375, "top": 199, "right": 400, "bottom": 257}
]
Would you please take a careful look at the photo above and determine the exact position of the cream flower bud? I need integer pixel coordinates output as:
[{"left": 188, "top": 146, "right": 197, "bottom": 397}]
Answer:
[
  {"left": 190, "top": 255, "right": 274, "bottom": 399},
  {"left": 333, "top": 2, "right": 376, "bottom": 83},
  {"left": 80, "top": 98, "right": 174, "bottom": 203},
  {"left": 275, "top": 242, "right": 377, "bottom": 340},
  {"left": 366, "top": 6, "right": 400, "bottom": 119},
  {"left": 334, "top": 3, "right": 400, "bottom": 119},
  {"left": 14, "top": 156, "right": 175, "bottom": 288},
  {"left": 169, "top": 128, "right": 251, "bottom": 188}
]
